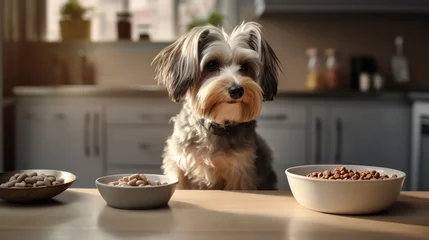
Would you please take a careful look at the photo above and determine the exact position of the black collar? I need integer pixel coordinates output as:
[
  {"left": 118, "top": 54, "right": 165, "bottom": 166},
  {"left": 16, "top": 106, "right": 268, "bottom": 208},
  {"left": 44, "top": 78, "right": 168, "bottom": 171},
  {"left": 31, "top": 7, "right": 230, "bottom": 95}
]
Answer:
[{"left": 198, "top": 119, "right": 236, "bottom": 136}]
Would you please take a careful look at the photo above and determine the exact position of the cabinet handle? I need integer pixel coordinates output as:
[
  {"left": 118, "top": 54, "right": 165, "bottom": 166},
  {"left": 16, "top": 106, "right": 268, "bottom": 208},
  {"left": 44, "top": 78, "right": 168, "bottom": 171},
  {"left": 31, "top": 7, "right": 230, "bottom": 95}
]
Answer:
[
  {"left": 139, "top": 143, "right": 150, "bottom": 150},
  {"left": 335, "top": 119, "right": 342, "bottom": 164},
  {"left": 315, "top": 118, "right": 322, "bottom": 164},
  {"left": 140, "top": 113, "right": 151, "bottom": 120},
  {"left": 84, "top": 112, "right": 91, "bottom": 157},
  {"left": 93, "top": 112, "right": 100, "bottom": 157},
  {"left": 258, "top": 114, "right": 287, "bottom": 121}
]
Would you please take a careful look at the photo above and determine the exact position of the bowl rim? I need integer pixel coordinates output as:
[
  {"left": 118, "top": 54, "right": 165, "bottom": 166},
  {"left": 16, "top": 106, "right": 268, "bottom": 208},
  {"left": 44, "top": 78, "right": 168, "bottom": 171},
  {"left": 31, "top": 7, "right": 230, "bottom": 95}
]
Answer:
[
  {"left": 285, "top": 164, "right": 406, "bottom": 183},
  {"left": 95, "top": 173, "right": 179, "bottom": 189},
  {"left": 0, "top": 169, "right": 77, "bottom": 190}
]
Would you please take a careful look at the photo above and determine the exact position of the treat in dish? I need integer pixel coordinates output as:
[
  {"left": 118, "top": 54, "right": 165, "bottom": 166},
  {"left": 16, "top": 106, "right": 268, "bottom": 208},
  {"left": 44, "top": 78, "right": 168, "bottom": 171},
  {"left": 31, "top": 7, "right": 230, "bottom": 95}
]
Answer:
[
  {"left": 306, "top": 166, "right": 398, "bottom": 180},
  {"left": 108, "top": 173, "right": 168, "bottom": 187},
  {"left": 0, "top": 172, "right": 65, "bottom": 188}
]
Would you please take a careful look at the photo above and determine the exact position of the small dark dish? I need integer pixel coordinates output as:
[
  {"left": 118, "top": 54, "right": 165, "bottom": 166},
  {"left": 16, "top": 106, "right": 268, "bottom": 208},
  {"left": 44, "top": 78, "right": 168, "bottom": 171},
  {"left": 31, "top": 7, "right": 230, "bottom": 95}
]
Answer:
[{"left": 0, "top": 169, "right": 76, "bottom": 203}]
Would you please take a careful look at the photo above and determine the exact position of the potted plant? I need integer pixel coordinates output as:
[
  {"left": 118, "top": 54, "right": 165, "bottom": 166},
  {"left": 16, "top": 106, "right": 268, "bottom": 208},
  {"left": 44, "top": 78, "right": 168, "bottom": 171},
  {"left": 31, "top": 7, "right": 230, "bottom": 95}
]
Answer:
[
  {"left": 59, "top": 0, "right": 93, "bottom": 41},
  {"left": 187, "top": 12, "right": 223, "bottom": 31}
]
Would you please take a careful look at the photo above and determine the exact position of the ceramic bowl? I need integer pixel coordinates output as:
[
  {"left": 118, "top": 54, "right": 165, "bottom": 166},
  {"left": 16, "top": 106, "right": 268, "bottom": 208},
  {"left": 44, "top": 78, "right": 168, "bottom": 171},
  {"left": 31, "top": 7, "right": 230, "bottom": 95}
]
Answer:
[
  {"left": 0, "top": 169, "right": 76, "bottom": 203},
  {"left": 286, "top": 164, "right": 406, "bottom": 215},
  {"left": 95, "top": 174, "right": 178, "bottom": 210}
]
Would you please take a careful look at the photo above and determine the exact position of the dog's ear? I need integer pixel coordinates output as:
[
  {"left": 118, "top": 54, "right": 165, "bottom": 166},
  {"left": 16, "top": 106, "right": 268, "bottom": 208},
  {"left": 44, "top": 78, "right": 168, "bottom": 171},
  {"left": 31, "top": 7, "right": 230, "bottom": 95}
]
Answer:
[
  {"left": 152, "top": 27, "right": 212, "bottom": 103},
  {"left": 234, "top": 22, "right": 280, "bottom": 101},
  {"left": 258, "top": 35, "right": 280, "bottom": 101}
]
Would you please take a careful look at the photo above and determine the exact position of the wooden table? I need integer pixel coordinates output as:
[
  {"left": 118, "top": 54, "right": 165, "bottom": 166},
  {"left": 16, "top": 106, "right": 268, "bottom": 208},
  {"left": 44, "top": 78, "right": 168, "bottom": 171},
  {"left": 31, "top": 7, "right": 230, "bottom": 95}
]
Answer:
[{"left": 0, "top": 189, "right": 428, "bottom": 240}]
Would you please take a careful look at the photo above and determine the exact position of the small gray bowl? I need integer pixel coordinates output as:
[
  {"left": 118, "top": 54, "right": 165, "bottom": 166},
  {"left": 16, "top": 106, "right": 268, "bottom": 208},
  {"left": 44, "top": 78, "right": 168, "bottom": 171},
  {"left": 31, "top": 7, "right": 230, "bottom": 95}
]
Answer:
[{"left": 95, "top": 174, "right": 178, "bottom": 210}]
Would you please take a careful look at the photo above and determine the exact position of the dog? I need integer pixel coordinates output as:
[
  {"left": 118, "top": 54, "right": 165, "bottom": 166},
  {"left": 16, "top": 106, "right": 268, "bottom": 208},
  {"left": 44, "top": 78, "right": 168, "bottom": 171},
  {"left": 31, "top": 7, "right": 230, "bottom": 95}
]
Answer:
[{"left": 151, "top": 21, "right": 280, "bottom": 190}]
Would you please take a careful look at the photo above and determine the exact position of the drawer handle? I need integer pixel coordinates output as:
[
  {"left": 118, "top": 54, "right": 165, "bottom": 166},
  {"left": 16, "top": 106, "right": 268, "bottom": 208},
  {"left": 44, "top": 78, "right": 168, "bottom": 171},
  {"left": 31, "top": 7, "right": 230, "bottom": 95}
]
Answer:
[
  {"left": 140, "top": 114, "right": 151, "bottom": 120},
  {"left": 335, "top": 119, "right": 342, "bottom": 164},
  {"left": 139, "top": 143, "right": 150, "bottom": 150},
  {"left": 259, "top": 114, "right": 287, "bottom": 121},
  {"left": 93, "top": 112, "right": 100, "bottom": 157},
  {"left": 84, "top": 112, "right": 91, "bottom": 157},
  {"left": 315, "top": 118, "right": 322, "bottom": 164}
]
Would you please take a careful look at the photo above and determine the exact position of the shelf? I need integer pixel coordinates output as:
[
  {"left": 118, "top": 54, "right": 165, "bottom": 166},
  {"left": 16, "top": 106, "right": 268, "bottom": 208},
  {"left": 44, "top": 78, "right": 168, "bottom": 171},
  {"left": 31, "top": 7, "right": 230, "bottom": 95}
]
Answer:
[{"left": 22, "top": 41, "right": 173, "bottom": 52}]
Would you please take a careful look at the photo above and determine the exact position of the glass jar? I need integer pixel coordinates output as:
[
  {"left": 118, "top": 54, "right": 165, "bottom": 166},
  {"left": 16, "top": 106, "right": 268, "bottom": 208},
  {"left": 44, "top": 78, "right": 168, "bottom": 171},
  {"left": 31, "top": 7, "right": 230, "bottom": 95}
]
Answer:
[
  {"left": 323, "top": 48, "right": 340, "bottom": 90},
  {"left": 117, "top": 12, "right": 132, "bottom": 40},
  {"left": 137, "top": 24, "right": 151, "bottom": 41},
  {"left": 306, "top": 48, "right": 322, "bottom": 91}
]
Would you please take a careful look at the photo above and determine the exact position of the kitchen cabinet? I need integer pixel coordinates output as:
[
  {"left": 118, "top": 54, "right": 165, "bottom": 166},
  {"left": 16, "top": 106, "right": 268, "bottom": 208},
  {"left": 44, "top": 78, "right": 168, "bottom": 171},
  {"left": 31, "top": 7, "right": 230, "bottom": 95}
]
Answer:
[
  {"left": 16, "top": 101, "right": 103, "bottom": 188},
  {"left": 104, "top": 99, "right": 180, "bottom": 175},
  {"left": 256, "top": 102, "right": 309, "bottom": 190},
  {"left": 14, "top": 93, "right": 411, "bottom": 191},
  {"left": 327, "top": 104, "right": 410, "bottom": 173},
  {"left": 255, "top": 0, "right": 429, "bottom": 17}
]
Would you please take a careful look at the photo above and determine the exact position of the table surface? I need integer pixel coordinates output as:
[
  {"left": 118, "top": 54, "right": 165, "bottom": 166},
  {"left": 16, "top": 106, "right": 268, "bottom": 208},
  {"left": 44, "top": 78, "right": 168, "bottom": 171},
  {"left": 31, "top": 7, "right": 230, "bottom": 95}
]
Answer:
[{"left": 0, "top": 189, "right": 428, "bottom": 240}]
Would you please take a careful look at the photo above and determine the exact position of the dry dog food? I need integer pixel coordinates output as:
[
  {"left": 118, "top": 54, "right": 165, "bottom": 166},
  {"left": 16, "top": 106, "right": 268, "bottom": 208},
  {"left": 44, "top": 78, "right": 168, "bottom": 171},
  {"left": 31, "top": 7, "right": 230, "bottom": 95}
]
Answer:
[
  {"left": 306, "top": 167, "right": 398, "bottom": 180},
  {"left": 108, "top": 173, "right": 168, "bottom": 187},
  {"left": 0, "top": 172, "right": 65, "bottom": 188}
]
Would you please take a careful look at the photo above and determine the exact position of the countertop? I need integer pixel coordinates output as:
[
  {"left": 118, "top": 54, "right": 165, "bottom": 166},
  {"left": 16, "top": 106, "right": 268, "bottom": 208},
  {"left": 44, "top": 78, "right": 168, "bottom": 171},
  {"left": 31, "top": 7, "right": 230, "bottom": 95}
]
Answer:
[
  {"left": 0, "top": 189, "right": 428, "bottom": 240},
  {"left": 12, "top": 85, "right": 410, "bottom": 101}
]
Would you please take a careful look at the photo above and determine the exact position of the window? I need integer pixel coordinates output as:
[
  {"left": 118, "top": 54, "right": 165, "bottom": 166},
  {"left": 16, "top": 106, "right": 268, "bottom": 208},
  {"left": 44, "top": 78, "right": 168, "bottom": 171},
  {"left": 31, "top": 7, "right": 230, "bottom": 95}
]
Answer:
[{"left": 45, "top": 0, "right": 217, "bottom": 42}]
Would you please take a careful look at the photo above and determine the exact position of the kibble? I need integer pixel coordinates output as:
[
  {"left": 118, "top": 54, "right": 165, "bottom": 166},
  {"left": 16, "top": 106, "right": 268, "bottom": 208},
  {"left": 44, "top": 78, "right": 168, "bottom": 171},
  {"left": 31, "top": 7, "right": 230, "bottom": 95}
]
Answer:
[
  {"left": 108, "top": 173, "right": 168, "bottom": 187},
  {"left": 0, "top": 172, "right": 65, "bottom": 188},
  {"left": 306, "top": 167, "right": 399, "bottom": 181}
]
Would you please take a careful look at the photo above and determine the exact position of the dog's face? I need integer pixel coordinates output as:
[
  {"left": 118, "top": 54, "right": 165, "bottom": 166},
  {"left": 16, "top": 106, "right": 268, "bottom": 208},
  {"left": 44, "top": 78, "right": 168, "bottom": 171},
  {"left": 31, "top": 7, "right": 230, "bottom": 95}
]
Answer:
[{"left": 152, "top": 22, "right": 280, "bottom": 124}]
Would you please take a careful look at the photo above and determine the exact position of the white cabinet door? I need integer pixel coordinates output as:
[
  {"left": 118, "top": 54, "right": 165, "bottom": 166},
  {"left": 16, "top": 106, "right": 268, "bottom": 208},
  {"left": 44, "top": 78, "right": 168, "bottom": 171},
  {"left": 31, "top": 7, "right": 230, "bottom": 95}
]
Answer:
[
  {"left": 16, "top": 103, "right": 103, "bottom": 188},
  {"left": 328, "top": 104, "right": 410, "bottom": 173}
]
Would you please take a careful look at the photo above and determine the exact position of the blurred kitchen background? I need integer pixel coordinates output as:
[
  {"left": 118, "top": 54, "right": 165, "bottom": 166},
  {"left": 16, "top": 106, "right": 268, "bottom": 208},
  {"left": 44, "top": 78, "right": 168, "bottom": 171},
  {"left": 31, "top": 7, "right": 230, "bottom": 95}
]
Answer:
[{"left": 1, "top": 0, "right": 429, "bottom": 191}]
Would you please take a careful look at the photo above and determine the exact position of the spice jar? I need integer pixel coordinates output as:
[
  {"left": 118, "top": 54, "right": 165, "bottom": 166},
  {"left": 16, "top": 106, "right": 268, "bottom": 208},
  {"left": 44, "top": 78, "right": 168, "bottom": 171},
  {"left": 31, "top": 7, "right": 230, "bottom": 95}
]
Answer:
[
  {"left": 323, "top": 48, "right": 340, "bottom": 90},
  {"left": 359, "top": 72, "right": 370, "bottom": 92},
  {"left": 138, "top": 24, "right": 151, "bottom": 41},
  {"left": 373, "top": 73, "right": 384, "bottom": 91},
  {"left": 117, "top": 12, "right": 132, "bottom": 40},
  {"left": 306, "top": 48, "right": 322, "bottom": 91}
]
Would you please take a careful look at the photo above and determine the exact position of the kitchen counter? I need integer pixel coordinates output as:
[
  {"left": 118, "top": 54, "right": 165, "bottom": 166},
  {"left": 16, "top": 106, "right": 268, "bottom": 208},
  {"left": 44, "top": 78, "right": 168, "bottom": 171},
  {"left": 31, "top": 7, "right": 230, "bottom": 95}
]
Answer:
[
  {"left": 0, "top": 189, "right": 428, "bottom": 240},
  {"left": 409, "top": 92, "right": 429, "bottom": 102},
  {"left": 13, "top": 85, "right": 409, "bottom": 101}
]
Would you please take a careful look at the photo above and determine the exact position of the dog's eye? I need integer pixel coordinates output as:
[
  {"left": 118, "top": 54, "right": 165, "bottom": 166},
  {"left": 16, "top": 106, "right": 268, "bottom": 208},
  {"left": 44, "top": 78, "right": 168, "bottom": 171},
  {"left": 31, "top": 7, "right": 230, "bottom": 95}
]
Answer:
[
  {"left": 239, "top": 63, "right": 249, "bottom": 73},
  {"left": 206, "top": 60, "right": 219, "bottom": 72}
]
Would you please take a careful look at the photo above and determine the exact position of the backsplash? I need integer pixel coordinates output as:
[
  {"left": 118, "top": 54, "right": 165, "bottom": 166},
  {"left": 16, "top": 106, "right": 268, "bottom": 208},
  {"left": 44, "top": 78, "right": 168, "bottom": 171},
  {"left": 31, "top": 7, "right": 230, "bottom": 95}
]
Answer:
[
  {"left": 258, "top": 15, "right": 429, "bottom": 91},
  {"left": 3, "top": 15, "right": 429, "bottom": 96}
]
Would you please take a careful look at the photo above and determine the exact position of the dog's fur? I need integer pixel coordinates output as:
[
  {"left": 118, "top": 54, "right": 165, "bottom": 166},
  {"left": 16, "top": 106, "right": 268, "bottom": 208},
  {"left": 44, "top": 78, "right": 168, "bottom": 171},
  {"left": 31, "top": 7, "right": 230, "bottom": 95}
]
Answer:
[{"left": 152, "top": 22, "right": 280, "bottom": 190}]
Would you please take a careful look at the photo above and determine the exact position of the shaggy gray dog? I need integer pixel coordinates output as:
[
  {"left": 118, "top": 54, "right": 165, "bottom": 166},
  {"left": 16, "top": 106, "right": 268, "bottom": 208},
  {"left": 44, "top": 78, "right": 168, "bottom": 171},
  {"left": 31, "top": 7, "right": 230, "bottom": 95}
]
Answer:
[{"left": 152, "top": 22, "right": 280, "bottom": 190}]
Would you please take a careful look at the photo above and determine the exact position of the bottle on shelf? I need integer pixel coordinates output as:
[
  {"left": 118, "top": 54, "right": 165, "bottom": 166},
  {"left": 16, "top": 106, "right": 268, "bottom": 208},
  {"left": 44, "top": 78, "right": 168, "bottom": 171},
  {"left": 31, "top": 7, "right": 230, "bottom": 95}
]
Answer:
[
  {"left": 391, "top": 36, "right": 410, "bottom": 85},
  {"left": 323, "top": 48, "right": 340, "bottom": 90},
  {"left": 306, "top": 48, "right": 322, "bottom": 91}
]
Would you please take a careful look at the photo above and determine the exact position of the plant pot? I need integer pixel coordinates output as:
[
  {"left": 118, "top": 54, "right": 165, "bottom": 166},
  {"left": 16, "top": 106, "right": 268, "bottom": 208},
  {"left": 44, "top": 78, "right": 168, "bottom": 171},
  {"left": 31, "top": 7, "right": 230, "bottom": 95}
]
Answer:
[{"left": 59, "top": 19, "right": 91, "bottom": 41}]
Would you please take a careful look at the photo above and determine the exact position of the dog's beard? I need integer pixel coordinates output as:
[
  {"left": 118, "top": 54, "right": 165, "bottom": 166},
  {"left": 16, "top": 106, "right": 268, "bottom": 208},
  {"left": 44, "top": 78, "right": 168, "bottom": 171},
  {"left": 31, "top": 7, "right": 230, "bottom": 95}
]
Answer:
[{"left": 191, "top": 76, "right": 263, "bottom": 124}]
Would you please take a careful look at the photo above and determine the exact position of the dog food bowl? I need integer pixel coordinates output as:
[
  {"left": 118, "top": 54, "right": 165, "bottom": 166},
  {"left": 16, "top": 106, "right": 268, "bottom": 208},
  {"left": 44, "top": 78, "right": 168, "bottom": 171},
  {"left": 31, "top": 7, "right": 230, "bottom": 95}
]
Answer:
[
  {"left": 0, "top": 169, "right": 76, "bottom": 203},
  {"left": 95, "top": 174, "right": 178, "bottom": 210},
  {"left": 286, "top": 165, "right": 406, "bottom": 215}
]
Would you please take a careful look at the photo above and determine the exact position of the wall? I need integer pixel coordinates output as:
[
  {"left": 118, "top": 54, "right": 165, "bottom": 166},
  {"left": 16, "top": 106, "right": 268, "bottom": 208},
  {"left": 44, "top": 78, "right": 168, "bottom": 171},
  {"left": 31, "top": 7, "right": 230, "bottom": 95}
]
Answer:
[
  {"left": 258, "top": 15, "right": 429, "bottom": 91},
  {"left": 3, "top": 15, "right": 429, "bottom": 97}
]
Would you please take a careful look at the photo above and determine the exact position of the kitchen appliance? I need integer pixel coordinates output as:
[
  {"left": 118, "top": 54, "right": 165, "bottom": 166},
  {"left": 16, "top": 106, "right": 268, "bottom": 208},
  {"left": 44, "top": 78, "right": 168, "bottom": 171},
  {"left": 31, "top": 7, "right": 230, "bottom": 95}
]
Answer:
[
  {"left": 419, "top": 117, "right": 429, "bottom": 190},
  {"left": 411, "top": 100, "right": 429, "bottom": 191},
  {"left": 350, "top": 56, "right": 377, "bottom": 90}
]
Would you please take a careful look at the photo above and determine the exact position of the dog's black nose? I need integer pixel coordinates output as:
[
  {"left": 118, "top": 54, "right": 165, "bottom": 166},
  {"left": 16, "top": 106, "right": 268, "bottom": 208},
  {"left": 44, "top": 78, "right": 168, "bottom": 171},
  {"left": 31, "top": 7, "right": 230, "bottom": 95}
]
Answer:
[{"left": 228, "top": 85, "right": 244, "bottom": 99}]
